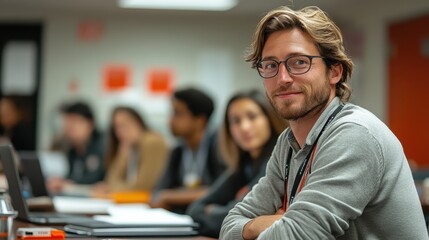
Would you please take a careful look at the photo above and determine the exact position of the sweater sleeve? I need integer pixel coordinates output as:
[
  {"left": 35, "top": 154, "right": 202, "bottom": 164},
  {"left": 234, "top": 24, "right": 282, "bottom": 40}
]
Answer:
[
  {"left": 108, "top": 133, "right": 169, "bottom": 192},
  {"left": 134, "top": 133, "right": 169, "bottom": 191},
  {"left": 257, "top": 123, "right": 383, "bottom": 239},
  {"left": 106, "top": 152, "right": 128, "bottom": 190}
]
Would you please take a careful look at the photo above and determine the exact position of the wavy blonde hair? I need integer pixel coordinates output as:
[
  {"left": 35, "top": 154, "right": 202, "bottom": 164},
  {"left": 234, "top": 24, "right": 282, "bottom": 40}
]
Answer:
[{"left": 246, "top": 6, "right": 353, "bottom": 102}]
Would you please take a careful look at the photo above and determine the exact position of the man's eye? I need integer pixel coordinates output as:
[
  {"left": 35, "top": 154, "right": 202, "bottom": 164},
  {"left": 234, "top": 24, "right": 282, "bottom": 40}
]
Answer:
[
  {"left": 262, "top": 62, "right": 277, "bottom": 70},
  {"left": 290, "top": 57, "right": 310, "bottom": 67}
]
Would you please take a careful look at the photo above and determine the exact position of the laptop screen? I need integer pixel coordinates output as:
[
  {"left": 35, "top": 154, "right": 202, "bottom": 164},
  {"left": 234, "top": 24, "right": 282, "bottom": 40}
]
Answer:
[
  {"left": 18, "top": 151, "right": 50, "bottom": 197},
  {"left": 0, "top": 145, "right": 32, "bottom": 220}
]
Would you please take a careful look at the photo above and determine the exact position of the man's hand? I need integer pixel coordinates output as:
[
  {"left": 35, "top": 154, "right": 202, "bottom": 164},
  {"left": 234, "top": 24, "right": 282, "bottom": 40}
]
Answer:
[{"left": 242, "top": 208, "right": 285, "bottom": 240}]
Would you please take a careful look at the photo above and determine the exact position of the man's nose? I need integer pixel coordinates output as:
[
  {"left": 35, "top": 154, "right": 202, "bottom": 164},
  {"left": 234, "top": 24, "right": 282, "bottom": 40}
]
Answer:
[{"left": 277, "top": 62, "right": 293, "bottom": 84}]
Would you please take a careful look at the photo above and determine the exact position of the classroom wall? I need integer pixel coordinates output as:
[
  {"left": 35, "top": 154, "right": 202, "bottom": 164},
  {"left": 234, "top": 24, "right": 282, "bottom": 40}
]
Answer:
[
  {"left": 1, "top": 1, "right": 429, "bottom": 150},
  {"left": 335, "top": 0, "right": 429, "bottom": 122},
  {"left": 38, "top": 14, "right": 263, "bottom": 149}
]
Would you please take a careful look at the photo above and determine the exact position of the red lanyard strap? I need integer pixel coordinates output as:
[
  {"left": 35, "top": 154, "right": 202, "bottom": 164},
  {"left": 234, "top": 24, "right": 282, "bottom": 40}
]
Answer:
[{"left": 283, "top": 104, "right": 344, "bottom": 211}]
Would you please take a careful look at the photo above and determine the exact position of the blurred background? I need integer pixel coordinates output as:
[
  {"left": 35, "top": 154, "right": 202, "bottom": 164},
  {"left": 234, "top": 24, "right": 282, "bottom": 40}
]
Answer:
[{"left": 0, "top": 0, "right": 428, "bottom": 168}]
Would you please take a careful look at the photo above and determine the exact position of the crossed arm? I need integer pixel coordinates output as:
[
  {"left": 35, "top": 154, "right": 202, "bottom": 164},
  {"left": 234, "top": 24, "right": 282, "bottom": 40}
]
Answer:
[
  {"left": 242, "top": 208, "right": 285, "bottom": 240},
  {"left": 220, "top": 125, "right": 382, "bottom": 239}
]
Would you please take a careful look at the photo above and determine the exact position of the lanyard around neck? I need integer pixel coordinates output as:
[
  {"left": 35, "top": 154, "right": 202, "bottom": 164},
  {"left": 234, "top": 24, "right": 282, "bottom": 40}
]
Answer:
[
  {"left": 283, "top": 104, "right": 344, "bottom": 211},
  {"left": 182, "top": 133, "right": 211, "bottom": 181}
]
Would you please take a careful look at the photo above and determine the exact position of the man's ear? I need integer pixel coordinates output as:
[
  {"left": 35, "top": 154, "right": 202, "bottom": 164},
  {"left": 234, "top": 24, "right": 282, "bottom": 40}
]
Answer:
[{"left": 329, "top": 63, "right": 343, "bottom": 85}]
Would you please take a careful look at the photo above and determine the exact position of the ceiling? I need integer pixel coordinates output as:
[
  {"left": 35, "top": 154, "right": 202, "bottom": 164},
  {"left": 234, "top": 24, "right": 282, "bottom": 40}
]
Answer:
[
  {"left": 0, "top": 0, "right": 428, "bottom": 23},
  {"left": 1, "top": 0, "right": 291, "bottom": 17}
]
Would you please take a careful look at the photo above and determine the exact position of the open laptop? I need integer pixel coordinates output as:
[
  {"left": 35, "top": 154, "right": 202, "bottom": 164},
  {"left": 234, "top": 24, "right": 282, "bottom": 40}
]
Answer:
[
  {"left": 18, "top": 151, "right": 94, "bottom": 199},
  {"left": 18, "top": 151, "right": 50, "bottom": 197},
  {"left": 0, "top": 145, "right": 98, "bottom": 224}
]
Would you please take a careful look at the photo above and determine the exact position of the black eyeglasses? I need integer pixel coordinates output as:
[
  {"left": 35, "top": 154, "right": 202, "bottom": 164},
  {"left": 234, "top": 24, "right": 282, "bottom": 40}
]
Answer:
[{"left": 256, "top": 55, "right": 325, "bottom": 79}]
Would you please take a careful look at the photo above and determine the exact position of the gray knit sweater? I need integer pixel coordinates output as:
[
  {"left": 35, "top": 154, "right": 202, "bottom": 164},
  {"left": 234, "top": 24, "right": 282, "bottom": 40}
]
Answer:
[{"left": 220, "top": 97, "right": 428, "bottom": 240}]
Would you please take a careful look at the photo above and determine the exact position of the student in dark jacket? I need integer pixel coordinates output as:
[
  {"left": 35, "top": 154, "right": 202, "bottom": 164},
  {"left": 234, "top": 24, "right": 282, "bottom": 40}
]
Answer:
[
  {"left": 187, "top": 90, "right": 287, "bottom": 237},
  {"left": 151, "top": 88, "right": 225, "bottom": 213},
  {"left": 47, "top": 102, "right": 105, "bottom": 194},
  {"left": 0, "top": 95, "right": 35, "bottom": 151}
]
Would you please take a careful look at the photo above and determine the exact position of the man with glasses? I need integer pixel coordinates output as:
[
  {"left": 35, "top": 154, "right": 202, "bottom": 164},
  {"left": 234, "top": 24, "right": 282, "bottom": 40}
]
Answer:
[{"left": 220, "top": 6, "right": 427, "bottom": 240}]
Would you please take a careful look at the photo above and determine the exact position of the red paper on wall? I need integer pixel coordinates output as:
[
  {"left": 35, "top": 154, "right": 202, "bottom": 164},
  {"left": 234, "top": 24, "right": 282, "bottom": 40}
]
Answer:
[
  {"left": 78, "top": 20, "right": 103, "bottom": 42},
  {"left": 147, "top": 69, "right": 174, "bottom": 94},
  {"left": 103, "top": 65, "right": 130, "bottom": 92},
  {"left": 77, "top": 20, "right": 104, "bottom": 42}
]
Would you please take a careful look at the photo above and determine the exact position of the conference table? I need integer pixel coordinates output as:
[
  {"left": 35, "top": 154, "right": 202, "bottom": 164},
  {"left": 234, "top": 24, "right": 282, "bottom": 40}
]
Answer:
[{"left": 10, "top": 220, "right": 217, "bottom": 240}]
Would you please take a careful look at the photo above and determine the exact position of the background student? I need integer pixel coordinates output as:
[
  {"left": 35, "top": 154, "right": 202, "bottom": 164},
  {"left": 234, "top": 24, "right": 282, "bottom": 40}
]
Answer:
[
  {"left": 92, "top": 106, "right": 168, "bottom": 195},
  {"left": 150, "top": 87, "right": 225, "bottom": 213},
  {"left": 47, "top": 101, "right": 105, "bottom": 194},
  {"left": 187, "top": 90, "right": 287, "bottom": 238},
  {"left": 0, "top": 95, "right": 35, "bottom": 151}
]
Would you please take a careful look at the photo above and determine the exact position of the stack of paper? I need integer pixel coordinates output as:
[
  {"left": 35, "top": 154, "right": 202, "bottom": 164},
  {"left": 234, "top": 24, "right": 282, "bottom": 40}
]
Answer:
[
  {"left": 53, "top": 196, "right": 114, "bottom": 214},
  {"left": 93, "top": 204, "right": 194, "bottom": 226}
]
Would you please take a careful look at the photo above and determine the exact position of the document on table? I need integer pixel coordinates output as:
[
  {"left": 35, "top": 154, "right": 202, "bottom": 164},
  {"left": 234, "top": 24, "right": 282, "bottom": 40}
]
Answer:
[
  {"left": 93, "top": 204, "right": 194, "bottom": 226},
  {"left": 53, "top": 196, "right": 114, "bottom": 214}
]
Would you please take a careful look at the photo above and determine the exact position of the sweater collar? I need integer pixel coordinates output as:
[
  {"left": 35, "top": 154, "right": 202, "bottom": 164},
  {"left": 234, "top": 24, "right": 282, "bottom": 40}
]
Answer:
[{"left": 287, "top": 97, "right": 341, "bottom": 152}]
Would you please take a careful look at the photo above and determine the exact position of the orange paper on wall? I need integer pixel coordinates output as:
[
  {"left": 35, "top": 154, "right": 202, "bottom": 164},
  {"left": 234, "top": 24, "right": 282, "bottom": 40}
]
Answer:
[
  {"left": 103, "top": 65, "right": 130, "bottom": 92},
  {"left": 147, "top": 69, "right": 174, "bottom": 94}
]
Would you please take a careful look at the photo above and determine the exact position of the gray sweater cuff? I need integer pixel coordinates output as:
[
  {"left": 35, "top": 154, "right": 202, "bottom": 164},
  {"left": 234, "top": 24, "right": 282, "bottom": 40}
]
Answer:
[{"left": 231, "top": 218, "right": 252, "bottom": 240}]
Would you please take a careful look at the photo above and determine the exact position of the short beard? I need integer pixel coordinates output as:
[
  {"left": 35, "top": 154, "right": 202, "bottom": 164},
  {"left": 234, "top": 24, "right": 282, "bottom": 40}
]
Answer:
[{"left": 267, "top": 81, "right": 331, "bottom": 121}]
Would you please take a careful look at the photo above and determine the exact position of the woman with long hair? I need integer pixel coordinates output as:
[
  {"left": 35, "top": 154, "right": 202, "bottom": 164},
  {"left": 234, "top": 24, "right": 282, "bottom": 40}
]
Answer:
[
  {"left": 187, "top": 90, "right": 287, "bottom": 237},
  {"left": 94, "top": 106, "right": 168, "bottom": 194}
]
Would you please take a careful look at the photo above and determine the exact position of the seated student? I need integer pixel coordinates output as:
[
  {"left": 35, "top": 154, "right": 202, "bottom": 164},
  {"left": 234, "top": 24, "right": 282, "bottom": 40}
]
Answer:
[
  {"left": 0, "top": 95, "right": 35, "bottom": 151},
  {"left": 47, "top": 102, "right": 105, "bottom": 194},
  {"left": 187, "top": 90, "right": 287, "bottom": 237},
  {"left": 150, "top": 88, "right": 225, "bottom": 213},
  {"left": 92, "top": 106, "right": 168, "bottom": 194}
]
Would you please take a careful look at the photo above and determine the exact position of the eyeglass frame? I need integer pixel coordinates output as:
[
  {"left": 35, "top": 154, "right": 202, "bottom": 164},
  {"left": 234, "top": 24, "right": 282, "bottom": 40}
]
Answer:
[{"left": 256, "top": 55, "right": 325, "bottom": 79}]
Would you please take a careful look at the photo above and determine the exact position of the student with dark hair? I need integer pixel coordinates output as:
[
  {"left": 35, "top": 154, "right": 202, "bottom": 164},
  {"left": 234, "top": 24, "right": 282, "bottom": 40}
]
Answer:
[
  {"left": 150, "top": 88, "right": 225, "bottom": 213},
  {"left": 0, "top": 95, "right": 35, "bottom": 151},
  {"left": 187, "top": 90, "right": 287, "bottom": 238},
  {"left": 47, "top": 101, "right": 105, "bottom": 194},
  {"left": 92, "top": 106, "right": 168, "bottom": 194}
]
